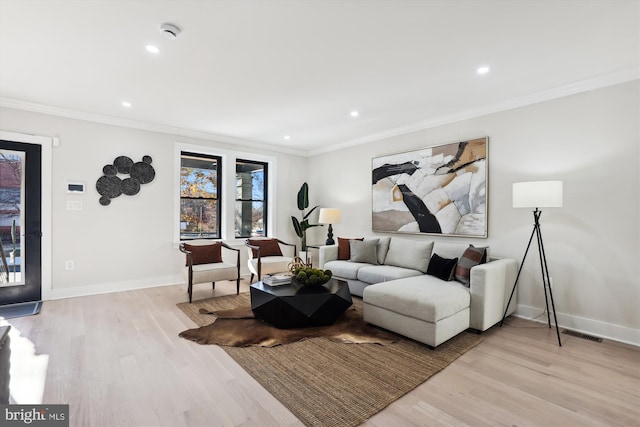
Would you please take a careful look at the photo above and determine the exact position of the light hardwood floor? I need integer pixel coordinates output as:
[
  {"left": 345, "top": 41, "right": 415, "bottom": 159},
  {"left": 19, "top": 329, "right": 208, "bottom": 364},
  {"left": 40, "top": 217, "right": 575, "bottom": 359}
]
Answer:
[{"left": 3, "top": 280, "right": 639, "bottom": 427}]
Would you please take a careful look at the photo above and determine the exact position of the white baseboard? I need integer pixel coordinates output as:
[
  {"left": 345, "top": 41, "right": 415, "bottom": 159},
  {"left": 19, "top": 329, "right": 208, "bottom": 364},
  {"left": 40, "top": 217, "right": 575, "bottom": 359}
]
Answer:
[
  {"left": 515, "top": 304, "right": 640, "bottom": 347},
  {"left": 46, "top": 273, "right": 253, "bottom": 301},
  {"left": 47, "top": 274, "right": 184, "bottom": 300}
]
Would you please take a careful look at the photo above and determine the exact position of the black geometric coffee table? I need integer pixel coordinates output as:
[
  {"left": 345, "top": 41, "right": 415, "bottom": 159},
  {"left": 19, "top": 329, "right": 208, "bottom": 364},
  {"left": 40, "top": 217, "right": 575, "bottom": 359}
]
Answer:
[{"left": 250, "top": 278, "right": 352, "bottom": 329}]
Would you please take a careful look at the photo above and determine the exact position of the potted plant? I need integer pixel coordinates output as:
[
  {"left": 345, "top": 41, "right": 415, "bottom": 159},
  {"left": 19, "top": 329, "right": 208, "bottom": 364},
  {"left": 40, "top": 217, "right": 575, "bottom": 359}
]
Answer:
[{"left": 291, "top": 182, "right": 321, "bottom": 253}]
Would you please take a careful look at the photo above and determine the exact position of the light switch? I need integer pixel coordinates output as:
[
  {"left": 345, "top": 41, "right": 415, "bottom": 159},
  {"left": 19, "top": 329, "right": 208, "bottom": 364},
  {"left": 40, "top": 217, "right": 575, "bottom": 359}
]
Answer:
[{"left": 66, "top": 201, "right": 83, "bottom": 210}]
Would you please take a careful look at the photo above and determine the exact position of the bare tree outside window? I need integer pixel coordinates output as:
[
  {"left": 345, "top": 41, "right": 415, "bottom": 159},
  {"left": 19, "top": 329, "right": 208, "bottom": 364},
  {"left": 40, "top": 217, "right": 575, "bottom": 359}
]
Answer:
[{"left": 180, "top": 152, "right": 221, "bottom": 240}]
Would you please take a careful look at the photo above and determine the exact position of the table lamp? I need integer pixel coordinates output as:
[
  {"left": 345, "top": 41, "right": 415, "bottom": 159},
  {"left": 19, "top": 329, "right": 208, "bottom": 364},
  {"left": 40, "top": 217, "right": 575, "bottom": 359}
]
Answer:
[{"left": 318, "top": 208, "right": 341, "bottom": 245}]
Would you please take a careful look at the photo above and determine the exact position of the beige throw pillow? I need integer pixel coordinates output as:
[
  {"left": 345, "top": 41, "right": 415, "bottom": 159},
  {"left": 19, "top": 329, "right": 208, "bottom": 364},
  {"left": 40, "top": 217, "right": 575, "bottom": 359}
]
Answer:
[
  {"left": 383, "top": 238, "right": 434, "bottom": 273},
  {"left": 350, "top": 239, "right": 379, "bottom": 264}
]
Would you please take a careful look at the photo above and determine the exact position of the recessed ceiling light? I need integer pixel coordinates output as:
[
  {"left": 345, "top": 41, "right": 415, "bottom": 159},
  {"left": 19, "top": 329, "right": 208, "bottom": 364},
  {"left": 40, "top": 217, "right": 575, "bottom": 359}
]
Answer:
[
  {"left": 284, "top": 135, "right": 291, "bottom": 140},
  {"left": 477, "top": 66, "right": 490, "bottom": 75},
  {"left": 350, "top": 111, "right": 359, "bottom": 117},
  {"left": 145, "top": 45, "right": 160, "bottom": 54},
  {"left": 121, "top": 101, "right": 132, "bottom": 108}
]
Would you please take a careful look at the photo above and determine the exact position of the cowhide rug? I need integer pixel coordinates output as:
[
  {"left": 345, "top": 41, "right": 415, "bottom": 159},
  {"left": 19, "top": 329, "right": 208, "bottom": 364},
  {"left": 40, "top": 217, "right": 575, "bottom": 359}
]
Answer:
[{"left": 179, "top": 302, "right": 398, "bottom": 347}]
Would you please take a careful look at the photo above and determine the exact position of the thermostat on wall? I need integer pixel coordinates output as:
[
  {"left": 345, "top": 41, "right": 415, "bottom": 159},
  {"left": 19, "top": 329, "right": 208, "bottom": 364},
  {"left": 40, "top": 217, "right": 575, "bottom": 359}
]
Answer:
[{"left": 67, "top": 182, "right": 85, "bottom": 193}]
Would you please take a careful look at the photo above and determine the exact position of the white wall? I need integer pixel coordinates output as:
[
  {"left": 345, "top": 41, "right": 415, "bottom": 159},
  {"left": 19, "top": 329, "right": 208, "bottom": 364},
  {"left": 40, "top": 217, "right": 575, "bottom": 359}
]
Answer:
[
  {"left": 0, "top": 108, "right": 307, "bottom": 298},
  {"left": 307, "top": 80, "right": 640, "bottom": 345}
]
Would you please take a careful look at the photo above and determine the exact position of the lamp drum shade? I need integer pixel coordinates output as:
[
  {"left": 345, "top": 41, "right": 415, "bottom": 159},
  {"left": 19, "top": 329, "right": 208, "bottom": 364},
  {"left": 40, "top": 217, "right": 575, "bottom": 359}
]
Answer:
[
  {"left": 318, "top": 208, "right": 341, "bottom": 224},
  {"left": 512, "top": 181, "right": 563, "bottom": 208}
]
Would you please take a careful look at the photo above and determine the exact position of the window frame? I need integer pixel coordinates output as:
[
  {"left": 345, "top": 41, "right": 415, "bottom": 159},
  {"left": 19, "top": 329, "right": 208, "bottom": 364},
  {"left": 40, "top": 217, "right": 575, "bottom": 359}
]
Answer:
[
  {"left": 174, "top": 142, "right": 277, "bottom": 245},
  {"left": 179, "top": 151, "right": 222, "bottom": 241},
  {"left": 235, "top": 158, "right": 268, "bottom": 239}
]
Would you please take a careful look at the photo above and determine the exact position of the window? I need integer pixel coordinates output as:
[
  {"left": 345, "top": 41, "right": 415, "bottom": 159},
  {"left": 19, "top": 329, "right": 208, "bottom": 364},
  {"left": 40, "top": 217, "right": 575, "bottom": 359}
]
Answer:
[
  {"left": 175, "top": 143, "right": 275, "bottom": 242},
  {"left": 180, "top": 152, "right": 221, "bottom": 240},
  {"left": 235, "top": 159, "right": 268, "bottom": 238}
]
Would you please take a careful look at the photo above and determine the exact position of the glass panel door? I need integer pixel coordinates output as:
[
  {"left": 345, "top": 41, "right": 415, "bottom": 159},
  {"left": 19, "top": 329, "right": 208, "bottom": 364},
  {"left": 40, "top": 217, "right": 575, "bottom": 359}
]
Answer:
[
  {"left": 0, "top": 150, "right": 24, "bottom": 286},
  {"left": 0, "top": 139, "right": 41, "bottom": 305}
]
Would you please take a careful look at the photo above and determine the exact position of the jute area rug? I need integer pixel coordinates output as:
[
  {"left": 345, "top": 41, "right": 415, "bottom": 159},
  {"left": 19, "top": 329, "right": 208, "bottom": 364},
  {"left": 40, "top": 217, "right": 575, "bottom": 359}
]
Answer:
[{"left": 177, "top": 293, "right": 482, "bottom": 427}]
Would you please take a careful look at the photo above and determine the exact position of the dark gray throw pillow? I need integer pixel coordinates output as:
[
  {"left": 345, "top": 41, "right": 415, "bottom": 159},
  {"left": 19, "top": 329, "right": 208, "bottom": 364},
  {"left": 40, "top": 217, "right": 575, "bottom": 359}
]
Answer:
[
  {"left": 427, "top": 253, "right": 458, "bottom": 281},
  {"left": 454, "top": 245, "right": 488, "bottom": 286}
]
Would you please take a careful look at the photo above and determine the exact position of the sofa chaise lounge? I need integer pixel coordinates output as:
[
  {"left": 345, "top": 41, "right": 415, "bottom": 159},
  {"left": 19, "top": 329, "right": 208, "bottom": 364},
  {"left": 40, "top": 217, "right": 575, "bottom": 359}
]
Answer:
[{"left": 318, "top": 237, "right": 517, "bottom": 347}]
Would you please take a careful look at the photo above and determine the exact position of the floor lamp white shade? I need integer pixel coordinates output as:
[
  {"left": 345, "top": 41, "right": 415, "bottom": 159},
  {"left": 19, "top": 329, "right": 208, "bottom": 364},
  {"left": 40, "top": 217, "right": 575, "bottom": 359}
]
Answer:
[
  {"left": 505, "top": 180, "right": 564, "bottom": 346},
  {"left": 512, "top": 181, "right": 563, "bottom": 208}
]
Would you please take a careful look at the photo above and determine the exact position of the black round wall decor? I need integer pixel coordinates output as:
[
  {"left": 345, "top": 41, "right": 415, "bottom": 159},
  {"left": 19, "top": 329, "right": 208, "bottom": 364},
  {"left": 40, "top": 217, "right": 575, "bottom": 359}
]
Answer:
[
  {"left": 114, "top": 156, "right": 134, "bottom": 174},
  {"left": 130, "top": 161, "right": 155, "bottom": 184},
  {"left": 96, "top": 175, "right": 123, "bottom": 198},
  {"left": 121, "top": 177, "right": 141, "bottom": 196},
  {"left": 103, "top": 164, "right": 118, "bottom": 176},
  {"left": 96, "top": 155, "right": 155, "bottom": 205}
]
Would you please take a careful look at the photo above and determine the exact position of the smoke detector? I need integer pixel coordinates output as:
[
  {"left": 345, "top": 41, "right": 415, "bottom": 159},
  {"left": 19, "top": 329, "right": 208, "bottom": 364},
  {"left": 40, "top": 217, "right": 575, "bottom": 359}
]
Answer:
[{"left": 160, "top": 23, "right": 181, "bottom": 39}]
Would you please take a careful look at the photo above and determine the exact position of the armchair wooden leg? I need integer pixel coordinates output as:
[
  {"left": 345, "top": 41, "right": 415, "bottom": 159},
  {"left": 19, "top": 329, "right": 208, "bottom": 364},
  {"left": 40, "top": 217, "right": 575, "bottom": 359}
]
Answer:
[
  {"left": 188, "top": 281, "right": 193, "bottom": 303},
  {"left": 236, "top": 277, "right": 240, "bottom": 294},
  {"left": 250, "top": 274, "right": 254, "bottom": 283},
  {"left": 212, "top": 282, "right": 216, "bottom": 290}
]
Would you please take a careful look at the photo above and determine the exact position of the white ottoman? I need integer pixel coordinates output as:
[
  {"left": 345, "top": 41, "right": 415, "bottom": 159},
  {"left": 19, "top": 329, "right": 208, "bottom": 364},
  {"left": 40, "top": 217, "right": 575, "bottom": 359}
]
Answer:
[{"left": 363, "top": 276, "right": 471, "bottom": 348}]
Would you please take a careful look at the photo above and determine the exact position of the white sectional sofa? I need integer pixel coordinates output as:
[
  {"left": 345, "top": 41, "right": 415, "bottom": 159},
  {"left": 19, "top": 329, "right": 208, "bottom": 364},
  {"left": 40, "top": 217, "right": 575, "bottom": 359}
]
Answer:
[{"left": 318, "top": 236, "right": 517, "bottom": 347}]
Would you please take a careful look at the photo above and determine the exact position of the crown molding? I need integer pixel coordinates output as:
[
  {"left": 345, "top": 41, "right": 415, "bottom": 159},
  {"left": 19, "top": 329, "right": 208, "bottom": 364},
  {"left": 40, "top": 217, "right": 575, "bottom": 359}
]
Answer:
[
  {"left": 2, "top": 67, "right": 637, "bottom": 158},
  {"left": 0, "top": 98, "right": 308, "bottom": 157},
  {"left": 308, "top": 67, "right": 640, "bottom": 156}
]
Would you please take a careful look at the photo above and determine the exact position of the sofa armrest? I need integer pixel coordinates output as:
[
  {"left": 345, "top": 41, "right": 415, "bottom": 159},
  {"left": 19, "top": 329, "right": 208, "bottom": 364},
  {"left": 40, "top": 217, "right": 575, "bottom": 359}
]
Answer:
[
  {"left": 468, "top": 258, "right": 518, "bottom": 331},
  {"left": 318, "top": 245, "right": 338, "bottom": 269}
]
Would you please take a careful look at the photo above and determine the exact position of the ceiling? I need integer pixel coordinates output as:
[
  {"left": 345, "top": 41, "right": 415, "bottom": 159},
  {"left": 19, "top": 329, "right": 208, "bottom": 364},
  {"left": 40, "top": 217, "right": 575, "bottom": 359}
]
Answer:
[{"left": 1, "top": 1, "right": 638, "bottom": 155}]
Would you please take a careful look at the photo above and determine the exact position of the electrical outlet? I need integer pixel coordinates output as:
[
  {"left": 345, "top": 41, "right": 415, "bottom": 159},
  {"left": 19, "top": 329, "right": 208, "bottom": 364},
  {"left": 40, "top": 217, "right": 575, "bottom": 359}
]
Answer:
[{"left": 65, "top": 260, "right": 74, "bottom": 270}]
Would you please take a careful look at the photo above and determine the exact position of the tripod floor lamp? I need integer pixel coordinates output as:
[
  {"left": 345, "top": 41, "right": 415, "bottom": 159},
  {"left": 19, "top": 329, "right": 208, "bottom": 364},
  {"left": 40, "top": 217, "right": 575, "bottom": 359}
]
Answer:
[{"left": 501, "top": 180, "right": 563, "bottom": 346}]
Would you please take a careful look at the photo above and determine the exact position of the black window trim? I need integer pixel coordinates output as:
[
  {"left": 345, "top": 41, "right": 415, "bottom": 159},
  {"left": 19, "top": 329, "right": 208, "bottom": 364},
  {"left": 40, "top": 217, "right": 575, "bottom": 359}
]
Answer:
[
  {"left": 235, "top": 158, "right": 269, "bottom": 238},
  {"left": 180, "top": 151, "right": 222, "bottom": 241}
]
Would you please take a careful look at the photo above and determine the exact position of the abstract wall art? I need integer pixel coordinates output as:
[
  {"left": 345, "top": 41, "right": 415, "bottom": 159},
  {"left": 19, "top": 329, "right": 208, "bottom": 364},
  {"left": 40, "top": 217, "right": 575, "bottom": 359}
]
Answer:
[{"left": 372, "top": 137, "right": 488, "bottom": 237}]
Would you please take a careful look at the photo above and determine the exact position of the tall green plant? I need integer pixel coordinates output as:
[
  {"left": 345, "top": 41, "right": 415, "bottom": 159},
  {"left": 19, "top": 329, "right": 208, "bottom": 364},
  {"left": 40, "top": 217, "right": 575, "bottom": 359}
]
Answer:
[{"left": 291, "top": 182, "right": 321, "bottom": 251}]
